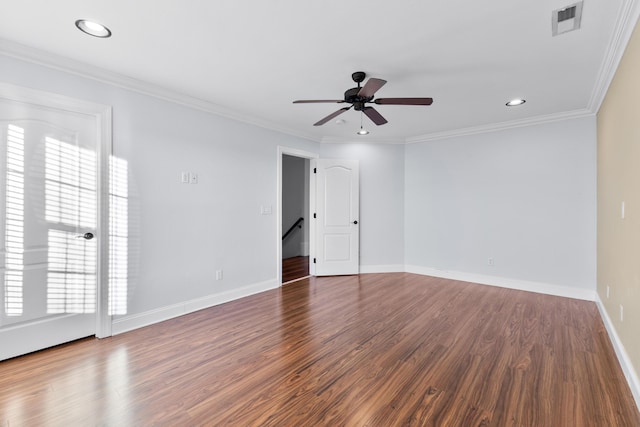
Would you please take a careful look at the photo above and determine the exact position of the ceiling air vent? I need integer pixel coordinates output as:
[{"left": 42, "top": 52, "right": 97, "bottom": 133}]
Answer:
[{"left": 552, "top": 1, "right": 583, "bottom": 36}]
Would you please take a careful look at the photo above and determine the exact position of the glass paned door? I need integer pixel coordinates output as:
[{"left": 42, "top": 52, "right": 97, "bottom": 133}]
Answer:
[{"left": 0, "top": 97, "right": 99, "bottom": 361}]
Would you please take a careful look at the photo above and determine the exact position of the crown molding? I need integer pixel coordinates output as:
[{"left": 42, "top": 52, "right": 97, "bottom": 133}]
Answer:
[
  {"left": 3, "top": 0, "right": 638, "bottom": 149},
  {"left": 588, "top": 0, "right": 640, "bottom": 112},
  {"left": 326, "top": 107, "right": 596, "bottom": 145},
  {"left": 405, "top": 108, "right": 595, "bottom": 144},
  {"left": 0, "top": 38, "right": 322, "bottom": 143}
]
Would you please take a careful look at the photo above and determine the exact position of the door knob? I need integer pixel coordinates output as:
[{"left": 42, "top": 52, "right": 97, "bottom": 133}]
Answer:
[
  {"left": 79, "top": 232, "right": 94, "bottom": 240},
  {"left": 353, "top": 220, "right": 358, "bottom": 225}
]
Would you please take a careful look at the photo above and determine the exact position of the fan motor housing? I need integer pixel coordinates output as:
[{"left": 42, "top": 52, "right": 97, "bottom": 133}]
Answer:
[
  {"left": 293, "top": 71, "right": 432, "bottom": 126},
  {"left": 344, "top": 87, "right": 372, "bottom": 110}
]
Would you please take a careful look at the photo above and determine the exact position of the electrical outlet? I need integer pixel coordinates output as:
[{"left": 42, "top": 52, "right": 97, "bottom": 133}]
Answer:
[
  {"left": 215, "top": 270, "right": 223, "bottom": 281},
  {"left": 620, "top": 304, "right": 624, "bottom": 322},
  {"left": 488, "top": 258, "right": 494, "bottom": 266}
]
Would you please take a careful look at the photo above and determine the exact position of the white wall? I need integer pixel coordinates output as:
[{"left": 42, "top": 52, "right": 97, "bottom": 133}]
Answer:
[
  {"left": 0, "top": 54, "right": 319, "bottom": 323},
  {"left": 405, "top": 116, "right": 597, "bottom": 292},
  {"left": 320, "top": 142, "right": 405, "bottom": 270},
  {"left": 1, "top": 52, "right": 599, "bottom": 333}
]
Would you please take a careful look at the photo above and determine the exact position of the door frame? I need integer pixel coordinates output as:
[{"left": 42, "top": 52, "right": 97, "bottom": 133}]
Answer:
[
  {"left": 0, "top": 82, "right": 113, "bottom": 338},
  {"left": 277, "top": 146, "right": 318, "bottom": 284}
]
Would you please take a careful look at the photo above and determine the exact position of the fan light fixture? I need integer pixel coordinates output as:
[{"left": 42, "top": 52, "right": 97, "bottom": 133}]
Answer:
[
  {"left": 506, "top": 98, "right": 526, "bottom": 107},
  {"left": 357, "top": 112, "right": 369, "bottom": 135},
  {"left": 293, "top": 71, "right": 433, "bottom": 127},
  {"left": 75, "top": 19, "right": 112, "bottom": 38}
]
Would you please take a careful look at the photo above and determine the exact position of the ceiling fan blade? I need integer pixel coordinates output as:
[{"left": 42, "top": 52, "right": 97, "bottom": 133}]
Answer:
[
  {"left": 293, "top": 99, "right": 345, "bottom": 104},
  {"left": 363, "top": 106, "right": 388, "bottom": 126},
  {"left": 313, "top": 106, "right": 352, "bottom": 126},
  {"left": 374, "top": 97, "right": 433, "bottom": 105},
  {"left": 357, "top": 78, "right": 387, "bottom": 98}
]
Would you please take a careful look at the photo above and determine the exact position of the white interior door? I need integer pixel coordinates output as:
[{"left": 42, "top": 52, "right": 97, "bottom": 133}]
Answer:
[
  {"left": 313, "top": 159, "right": 359, "bottom": 276},
  {"left": 0, "top": 96, "right": 100, "bottom": 361}
]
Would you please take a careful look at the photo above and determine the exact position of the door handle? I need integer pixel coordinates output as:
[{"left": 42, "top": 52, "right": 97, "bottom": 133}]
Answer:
[
  {"left": 77, "top": 232, "right": 94, "bottom": 240},
  {"left": 353, "top": 220, "right": 358, "bottom": 225}
]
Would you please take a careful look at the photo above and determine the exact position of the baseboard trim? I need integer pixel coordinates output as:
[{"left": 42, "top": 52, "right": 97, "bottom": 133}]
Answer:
[
  {"left": 360, "top": 264, "right": 405, "bottom": 274},
  {"left": 404, "top": 265, "right": 597, "bottom": 301},
  {"left": 109, "top": 267, "right": 637, "bottom": 413},
  {"left": 112, "top": 279, "right": 279, "bottom": 335},
  {"left": 112, "top": 268, "right": 596, "bottom": 333},
  {"left": 596, "top": 295, "right": 640, "bottom": 412}
]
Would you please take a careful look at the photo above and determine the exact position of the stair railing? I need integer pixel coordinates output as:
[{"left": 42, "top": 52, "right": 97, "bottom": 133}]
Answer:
[{"left": 282, "top": 217, "right": 304, "bottom": 240}]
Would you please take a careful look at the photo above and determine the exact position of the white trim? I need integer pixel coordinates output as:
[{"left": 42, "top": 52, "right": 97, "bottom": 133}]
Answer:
[
  {"left": 0, "top": 40, "right": 320, "bottom": 144},
  {"left": 596, "top": 295, "right": 640, "bottom": 411},
  {"left": 277, "top": 146, "right": 319, "bottom": 284},
  {"left": 405, "top": 266, "right": 639, "bottom": 410},
  {"left": 95, "top": 103, "right": 113, "bottom": 338},
  {"left": 282, "top": 275, "right": 311, "bottom": 286},
  {"left": 320, "top": 108, "right": 597, "bottom": 145},
  {"left": 4, "top": 5, "right": 639, "bottom": 149},
  {"left": 310, "top": 159, "right": 317, "bottom": 277},
  {"left": 112, "top": 279, "right": 278, "bottom": 335},
  {"left": 589, "top": 0, "right": 640, "bottom": 112},
  {"left": 404, "top": 265, "right": 597, "bottom": 301},
  {"left": 406, "top": 109, "right": 594, "bottom": 144},
  {"left": 360, "top": 264, "right": 405, "bottom": 274},
  {"left": 0, "top": 81, "right": 111, "bottom": 119}
]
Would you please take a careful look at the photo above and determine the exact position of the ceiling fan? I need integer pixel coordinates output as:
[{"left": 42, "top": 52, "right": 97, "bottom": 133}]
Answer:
[{"left": 293, "top": 71, "right": 433, "bottom": 126}]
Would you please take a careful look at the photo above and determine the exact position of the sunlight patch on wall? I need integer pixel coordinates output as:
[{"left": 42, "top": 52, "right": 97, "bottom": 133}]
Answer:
[
  {"left": 109, "top": 156, "right": 128, "bottom": 315},
  {"left": 3, "top": 124, "right": 25, "bottom": 316}
]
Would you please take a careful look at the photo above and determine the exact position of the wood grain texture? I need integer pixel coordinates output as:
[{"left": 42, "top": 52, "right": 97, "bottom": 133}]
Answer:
[
  {"left": 1, "top": 273, "right": 638, "bottom": 426},
  {"left": 282, "top": 256, "right": 309, "bottom": 283}
]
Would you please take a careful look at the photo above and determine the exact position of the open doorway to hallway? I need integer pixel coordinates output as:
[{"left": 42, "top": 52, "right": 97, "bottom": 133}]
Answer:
[{"left": 282, "top": 154, "right": 310, "bottom": 283}]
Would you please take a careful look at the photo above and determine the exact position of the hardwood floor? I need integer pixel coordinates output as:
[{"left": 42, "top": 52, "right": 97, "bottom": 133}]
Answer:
[
  {"left": 282, "top": 255, "right": 309, "bottom": 283},
  {"left": 1, "top": 273, "right": 638, "bottom": 426}
]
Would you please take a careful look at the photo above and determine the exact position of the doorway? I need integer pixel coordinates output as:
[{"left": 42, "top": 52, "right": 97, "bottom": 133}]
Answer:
[{"left": 277, "top": 147, "right": 318, "bottom": 284}]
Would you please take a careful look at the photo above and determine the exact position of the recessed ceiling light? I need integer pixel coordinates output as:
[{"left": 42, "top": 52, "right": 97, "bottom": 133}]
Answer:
[
  {"left": 506, "top": 98, "right": 526, "bottom": 107},
  {"left": 75, "top": 19, "right": 112, "bottom": 38}
]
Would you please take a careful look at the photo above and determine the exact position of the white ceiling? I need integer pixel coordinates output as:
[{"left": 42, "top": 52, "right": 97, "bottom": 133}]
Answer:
[{"left": 0, "top": 0, "right": 638, "bottom": 143}]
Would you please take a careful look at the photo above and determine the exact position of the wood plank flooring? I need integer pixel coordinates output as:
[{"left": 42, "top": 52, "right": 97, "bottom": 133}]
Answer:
[
  {"left": 282, "top": 255, "right": 309, "bottom": 283},
  {"left": 1, "top": 273, "right": 638, "bottom": 426}
]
